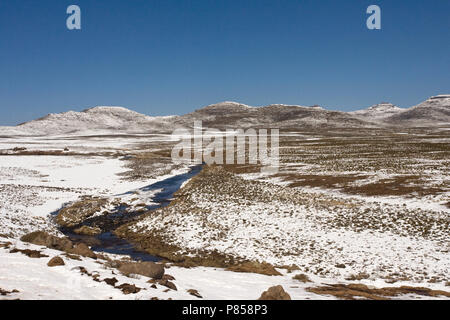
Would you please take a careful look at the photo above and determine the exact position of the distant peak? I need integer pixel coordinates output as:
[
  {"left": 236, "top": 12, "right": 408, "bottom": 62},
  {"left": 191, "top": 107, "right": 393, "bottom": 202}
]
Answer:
[
  {"left": 82, "top": 106, "right": 133, "bottom": 113},
  {"left": 201, "top": 101, "right": 254, "bottom": 110},
  {"left": 221, "top": 101, "right": 244, "bottom": 105},
  {"left": 350, "top": 102, "right": 404, "bottom": 118},
  {"left": 211, "top": 101, "right": 251, "bottom": 106},
  {"left": 428, "top": 94, "right": 450, "bottom": 100},
  {"left": 367, "top": 103, "right": 399, "bottom": 110},
  {"left": 203, "top": 101, "right": 324, "bottom": 110},
  {"left": 415, "top": 95, "right": 450, "bottom": 109},
  {"left": 263, "top": 103, "right": 316, "bottom": 109}
]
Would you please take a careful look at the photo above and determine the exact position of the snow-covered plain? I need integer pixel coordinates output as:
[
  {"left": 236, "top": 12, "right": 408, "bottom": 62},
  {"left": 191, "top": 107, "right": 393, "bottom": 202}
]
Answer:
[
  {"left": 0, "top": 133, "right": 333, "bottom": 300},
  {"left": 0, "top": 124, "right": 449, "bottom": 300},
  {"left": 120, "top": 128, "right": 449, "bottom": 298},
  {"left": 130, "top": 168, "right": 449, "bottom": 286},
  {"left": 0, "top": 154, "right": 165, "bottom": 237},
  {"left": 2, "top": 238, "right": 448, "bottom": 300},
  {"left": 0, "top": 133, "right": 326, "bottom": 300},
  {"left": 1, "top": 238, "right": 336, "bottom": 300}
]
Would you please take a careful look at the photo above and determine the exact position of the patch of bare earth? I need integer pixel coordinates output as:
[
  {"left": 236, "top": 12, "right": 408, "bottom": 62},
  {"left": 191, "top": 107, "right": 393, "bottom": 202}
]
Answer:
[
  {"left": 307, "top": 283, "right": 450, "bottom": 300},
  {"left": 0, "top": 288, "right": 19, "bottom": 296},
  {"left": 117, "top": 147, "right": 183, "bottom": 181},
  {"left": 274, "top": 128, "right": 449, "bottom": 198}
]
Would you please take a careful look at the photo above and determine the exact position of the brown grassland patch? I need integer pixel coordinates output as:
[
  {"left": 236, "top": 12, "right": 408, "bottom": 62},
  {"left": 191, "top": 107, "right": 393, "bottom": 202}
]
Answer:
[{"left": 307, "top": 283, "right": 450, "bottom": 300}]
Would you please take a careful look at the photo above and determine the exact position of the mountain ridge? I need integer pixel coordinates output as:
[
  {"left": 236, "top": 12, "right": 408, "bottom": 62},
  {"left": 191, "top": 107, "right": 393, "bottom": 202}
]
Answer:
[{"left": 1, "top": 95, "right": 449, "bottom": 135}]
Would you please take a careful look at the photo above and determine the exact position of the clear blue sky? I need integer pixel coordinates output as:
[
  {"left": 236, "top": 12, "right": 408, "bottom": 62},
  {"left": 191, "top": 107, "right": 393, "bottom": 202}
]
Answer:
[{"left": 0, "top": 0, "right": 449, "bottom": 125}]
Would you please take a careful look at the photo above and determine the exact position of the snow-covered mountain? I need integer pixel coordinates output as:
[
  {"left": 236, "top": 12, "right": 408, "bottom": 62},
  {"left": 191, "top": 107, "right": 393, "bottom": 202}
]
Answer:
[
  {"left": 385, "top": 95, "right": 450, "bottom": 126},
  {"left": 1, "top": 96, "right": 448, "bottom": 136},
  {"left": 5, "top": 106, "right": 177, "bottom": 135},
  {"left": 350, "top": 103, "right": 405, "bottom": 120},
  {"left": 174, "top": 101, "right": 372, "bottom": 129},
  {"left": 173, "top": 96, "right": 449, "bottom": 129}
]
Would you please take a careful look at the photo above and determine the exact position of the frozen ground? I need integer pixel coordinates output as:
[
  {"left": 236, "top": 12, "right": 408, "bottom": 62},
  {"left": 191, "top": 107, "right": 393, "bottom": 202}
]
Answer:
[
  {"left": 0, "top": 238, "right": 332, "bottom": 300},
  {"left": 0, "top": 130, "right": 186, "bottom": 238},
  {"left": 1, "top": 238, "right": 447, "bottom": 300},
  {"left": 0, "top": 132, "right": 175, "bottom": 154},
  {"left": 121, "top": 129, "right": 450, "bottom": 294},
  {"left": 130, "top": 166, "right": 449, "bottom": 285},
  {"left": 0, "top": 154, "right": 181, "bottom": 238},
  {"left": 0, "top": 129, "right": 449, "bottom": 300}
]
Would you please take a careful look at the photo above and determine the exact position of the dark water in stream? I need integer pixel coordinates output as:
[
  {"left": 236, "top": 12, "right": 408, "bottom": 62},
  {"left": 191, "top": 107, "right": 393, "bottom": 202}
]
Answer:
[{"left": 59, "top": 165, "right": 203, "bottom": 262}]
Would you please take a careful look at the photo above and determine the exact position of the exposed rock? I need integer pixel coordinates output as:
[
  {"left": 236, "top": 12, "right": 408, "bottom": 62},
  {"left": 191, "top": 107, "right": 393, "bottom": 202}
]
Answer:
[
  {"left": 0, "top": 288, "right": 19, "bottom": 296},
  {"left": 73, "top": 226, "right": 102, "bottom": 236},
  {"left": 55, "top": 197, "right": 108, "bottom": 228},
  {"left": 292, "top": 274, "right": 311, "bottom": 283},
  {"left": 118, "top": 261, "right": 165, "bottom": 279},
  {"left": 117, "top": 283, "right": 141, "bottom": 295},
  {"left": 92, "top": 274, "right": 101, "bottom": 282},
  {"left": 258, "top": 285, "right": 291, "bottom": 300},
  {"left": 187, "top": 289, "right": 203, "bottom": 298},
  {"left": 103, "top": 277, "right": 118, "bottom": 287},
  {"left": 47, "top": 256, "right": 65, "bottom": 267},
  {"left": 76, "top": 266, "right": 88, "bottom": 274},
  {"left": 68, "top": 243, "right": 97, "bottom": 259},
  {"left": 9, "top": 248, "right": 48, "bottom": 258},
  {"left": 158, "top": 279, "right": 177, "bottom": 291},
  {"left": 147, "top": 277, "right": 177, "bottom": 290},
  {"left": 226, "top": 261, "right": 282, "bottom": 276},
  {"left": 0, "top": 242, "right": 12, "bottom": 249},
  {"left": 161, "top": 274, "right": 175, "bottom": 281},
  {"left": 20, "top": 231, "right": 73, "bottom": 251}
]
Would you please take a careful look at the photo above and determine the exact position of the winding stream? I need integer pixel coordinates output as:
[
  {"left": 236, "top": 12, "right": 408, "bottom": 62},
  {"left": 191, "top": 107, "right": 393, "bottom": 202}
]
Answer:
[{"left": 59, "top": 165, "right": 203, "bottom": 262}]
